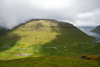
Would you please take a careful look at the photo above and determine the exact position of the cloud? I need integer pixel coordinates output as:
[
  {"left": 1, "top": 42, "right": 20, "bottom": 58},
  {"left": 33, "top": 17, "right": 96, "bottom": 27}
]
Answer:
[
  {"left": 0, "top": 0, "right": 100, "bottom": 29},
  {"left": 75, "top": 9, "right": 100, "bottom": 26}
]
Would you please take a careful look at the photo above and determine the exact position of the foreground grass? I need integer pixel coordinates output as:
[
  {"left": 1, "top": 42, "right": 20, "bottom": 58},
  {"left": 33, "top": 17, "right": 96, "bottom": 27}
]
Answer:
[{"left": 0, "top": 57, "right": 100, "bottom": 67}]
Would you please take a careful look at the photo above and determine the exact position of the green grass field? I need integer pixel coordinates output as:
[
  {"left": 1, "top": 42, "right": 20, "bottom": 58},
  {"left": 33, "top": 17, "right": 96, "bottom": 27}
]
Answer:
[
  {"left": 0, "top": 19, "right": 100, "bottom": 67},
  {"left": 0, "top": 57, "right": 100, "bottom": 67}
]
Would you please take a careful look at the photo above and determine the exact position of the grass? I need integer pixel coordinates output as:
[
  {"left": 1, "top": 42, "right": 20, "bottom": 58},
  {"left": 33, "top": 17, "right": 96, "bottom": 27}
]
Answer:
[{"left": 0, "top": 57, "right": 100, "bottom": 67}]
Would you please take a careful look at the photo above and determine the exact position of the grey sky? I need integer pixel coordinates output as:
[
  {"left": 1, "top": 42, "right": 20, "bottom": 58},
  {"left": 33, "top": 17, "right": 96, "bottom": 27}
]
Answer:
[{"left": 0, "top": 0, "right": 100, "bottom": 29}]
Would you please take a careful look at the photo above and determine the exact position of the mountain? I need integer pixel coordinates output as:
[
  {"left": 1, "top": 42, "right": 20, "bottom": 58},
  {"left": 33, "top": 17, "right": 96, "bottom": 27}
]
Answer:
[
  {"left": 0, "top": 19, "right": 99, "bottom": 59},
  {"left": 0, "top": 19, "right": 92, "bottom": 48},
  {"left": 91, "top": 25, "right": 100, "bottom": 33},
  {"left": 0, "top": 19, "right": 100, "bottom": 66}
]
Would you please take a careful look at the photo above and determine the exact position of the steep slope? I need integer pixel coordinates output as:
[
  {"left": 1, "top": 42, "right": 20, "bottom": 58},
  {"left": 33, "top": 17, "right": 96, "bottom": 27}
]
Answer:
[
  {"left": 0, "top": 19, "right": 92, "bottom": 48},
  {"left": 0, "top": 19, "right": 99, "bottom": 60},
  {"left": 91, "top": 25, "right": 100, "bottom": 33}
]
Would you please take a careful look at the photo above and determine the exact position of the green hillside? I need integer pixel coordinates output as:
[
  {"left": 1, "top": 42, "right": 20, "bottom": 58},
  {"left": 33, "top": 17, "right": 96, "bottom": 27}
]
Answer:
[{"left": 0, "top": 19, "right": 100, "bottom": 67}]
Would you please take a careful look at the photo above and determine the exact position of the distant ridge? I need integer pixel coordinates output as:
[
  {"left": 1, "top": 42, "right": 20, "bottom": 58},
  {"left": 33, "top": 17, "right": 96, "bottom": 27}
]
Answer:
[{"left": 91, "top": 25, "right": 100, "bottom": 33}]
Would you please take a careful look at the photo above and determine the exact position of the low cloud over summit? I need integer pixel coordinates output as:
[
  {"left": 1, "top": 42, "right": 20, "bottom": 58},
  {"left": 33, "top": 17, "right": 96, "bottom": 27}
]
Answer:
[{"left": 0, "top": 0, "right": 100, "bottom": 29}]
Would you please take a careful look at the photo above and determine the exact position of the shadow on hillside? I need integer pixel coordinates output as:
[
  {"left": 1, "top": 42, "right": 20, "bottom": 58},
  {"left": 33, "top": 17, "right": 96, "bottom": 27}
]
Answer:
[
  {"left": 0, "top": 32, "right": 21, "bottom": 52},
  {"left": 0, "top": 29, "right": 8, "bottom": 37},
  {"left": 43, "top": 23, "right": 91, "bottom": 47},
  {"left": 33, "top": 22, "right": 93, "bottom": 57}
]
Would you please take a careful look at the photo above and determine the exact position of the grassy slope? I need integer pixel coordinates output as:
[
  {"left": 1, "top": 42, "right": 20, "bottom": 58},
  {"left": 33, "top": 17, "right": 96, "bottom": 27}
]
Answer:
[
  {"left": 0, "top": 57, "right": 100, "bottom": 67},
  {"left": 0, "top": 19, "right": 100, "bottom": 66}
]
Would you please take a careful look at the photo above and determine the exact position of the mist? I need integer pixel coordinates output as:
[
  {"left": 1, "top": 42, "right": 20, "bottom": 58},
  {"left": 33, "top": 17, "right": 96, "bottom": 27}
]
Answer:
[{"left": 0, "top": 0, "right": 100, "bottom": 29}]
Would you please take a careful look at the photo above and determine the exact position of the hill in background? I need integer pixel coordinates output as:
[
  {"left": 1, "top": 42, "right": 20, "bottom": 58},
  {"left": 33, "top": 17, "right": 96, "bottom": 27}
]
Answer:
[{"left": 91, "top": 25, "right": 100, "bottom": 33}]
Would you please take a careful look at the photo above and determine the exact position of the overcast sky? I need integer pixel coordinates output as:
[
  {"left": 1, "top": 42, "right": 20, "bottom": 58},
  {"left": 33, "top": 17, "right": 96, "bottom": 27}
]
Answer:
[{"left": 0, "top": 0, "right": 100, "bottom": 29}]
